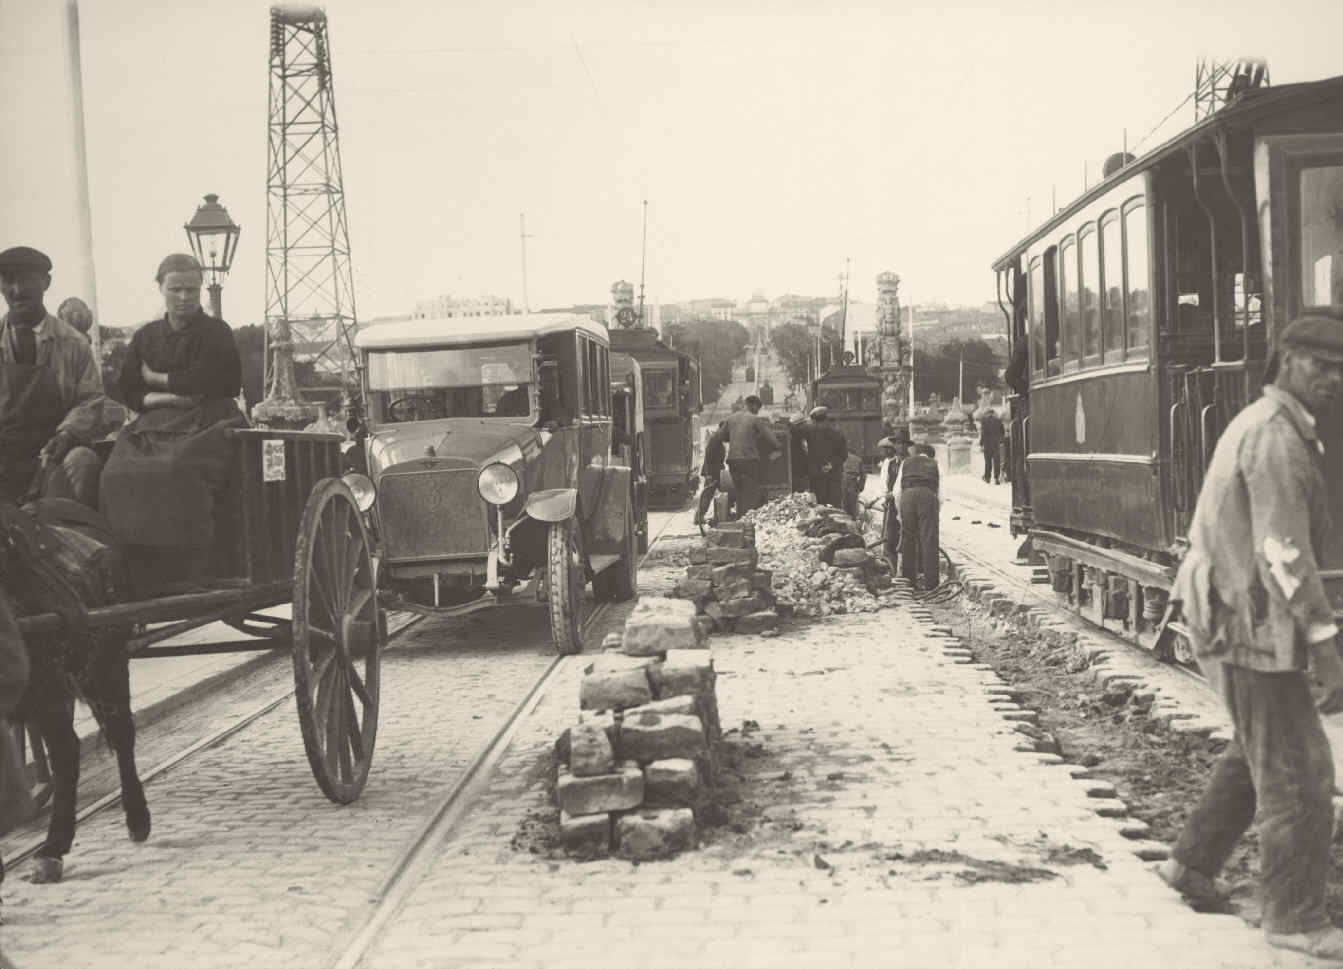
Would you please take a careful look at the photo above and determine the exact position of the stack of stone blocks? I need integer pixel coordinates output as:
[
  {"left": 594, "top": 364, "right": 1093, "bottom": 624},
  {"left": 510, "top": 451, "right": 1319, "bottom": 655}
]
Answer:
[
  {"left": 672, "top": 521, "right": 780, "bottom": 633},
  {"left": 555, "top": 596, "right": 721, "bottom": 860}
]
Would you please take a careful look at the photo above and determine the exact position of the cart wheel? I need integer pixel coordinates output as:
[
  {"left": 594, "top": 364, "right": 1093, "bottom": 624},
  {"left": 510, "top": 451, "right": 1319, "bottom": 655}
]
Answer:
[
  {"left": 594, "top": 494, "right": 638, "bottom": 602},
  {"left": 293, "top": 478, "right": 383, "bottom": 804},
  {"left": 547, "top": 517, "right": 585, "bottom": 655},
  {"left": 9, "top": 716, "right": 52, "bottom": 815}
]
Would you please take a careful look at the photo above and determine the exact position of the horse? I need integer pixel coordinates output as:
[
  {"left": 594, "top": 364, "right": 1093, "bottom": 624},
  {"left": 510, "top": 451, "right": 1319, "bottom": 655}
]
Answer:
[{"left": 0, "top": 498, "right": 149, "bottom": 883}]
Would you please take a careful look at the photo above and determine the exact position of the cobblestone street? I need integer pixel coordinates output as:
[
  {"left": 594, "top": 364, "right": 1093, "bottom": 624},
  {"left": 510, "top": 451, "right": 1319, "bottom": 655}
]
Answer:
[
  {"left": 353, "top": 515, "right": 1324, "bottom": 969},
  {"left": 1, "top": 502, "right": 1335, "bottom": 968},
  {"left": 0, "top": 601, "right": 627, "bottom": 969}
]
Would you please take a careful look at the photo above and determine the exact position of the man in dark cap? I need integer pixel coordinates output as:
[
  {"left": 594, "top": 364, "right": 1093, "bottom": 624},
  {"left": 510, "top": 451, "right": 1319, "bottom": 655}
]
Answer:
[
  {"left": 979, "top": 407, "right": 1006, "bottom": 484},
  {"left": 804, "top": 405, "right": 847, "bottom": 507},
  {"left": 0, "top": 246, "right": 106, "bottom": 506},
  {"left": 722, "top": 394, "right": 780, "bottom": 514},
  {"left": 1161, "top": 314, "right": 1343, "bottom": 959}
]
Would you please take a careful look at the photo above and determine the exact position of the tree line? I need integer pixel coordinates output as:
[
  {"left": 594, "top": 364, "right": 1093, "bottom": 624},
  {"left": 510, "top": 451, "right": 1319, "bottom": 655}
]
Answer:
[{"left": 662, "top": 318, "right": 751, "bottom": 405}]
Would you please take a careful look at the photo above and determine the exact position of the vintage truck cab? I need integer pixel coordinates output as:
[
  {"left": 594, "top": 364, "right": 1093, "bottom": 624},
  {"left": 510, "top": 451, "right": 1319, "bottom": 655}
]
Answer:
[{"left": 350, "top": 312, "right": 638, "bottom": 653}]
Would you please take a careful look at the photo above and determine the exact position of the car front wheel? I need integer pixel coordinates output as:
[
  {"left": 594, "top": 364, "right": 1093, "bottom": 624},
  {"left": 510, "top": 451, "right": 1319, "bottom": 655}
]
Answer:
[{"left": 546, "top": 517, "right": 585, "bottom": 655}]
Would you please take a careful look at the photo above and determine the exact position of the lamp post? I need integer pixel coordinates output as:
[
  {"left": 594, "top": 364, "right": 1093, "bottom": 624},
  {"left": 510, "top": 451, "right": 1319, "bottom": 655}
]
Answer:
[{"left": 184, "top": 194, "right": 241, "bottom": 319}]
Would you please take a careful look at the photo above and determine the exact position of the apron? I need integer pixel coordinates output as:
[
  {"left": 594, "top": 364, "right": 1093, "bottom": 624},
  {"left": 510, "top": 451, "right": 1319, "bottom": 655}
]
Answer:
[
  {"left": 99, "top": 398, "right": 246, "bottom": 550},
  {"left": 0, "top": 358, "right": 65, "bottom": 503}
]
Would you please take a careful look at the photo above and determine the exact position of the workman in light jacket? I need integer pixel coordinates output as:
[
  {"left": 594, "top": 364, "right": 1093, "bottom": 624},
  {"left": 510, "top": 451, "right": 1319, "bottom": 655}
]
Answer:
[
  {"left": 722, "top": 395, "right": 780, "bottom": 514},
  {"left": 1161, "top": 314, "right": 1343, "bottom": 960},
  {"left": 872, "top": 436, "right": 902, "bottom": 569}
]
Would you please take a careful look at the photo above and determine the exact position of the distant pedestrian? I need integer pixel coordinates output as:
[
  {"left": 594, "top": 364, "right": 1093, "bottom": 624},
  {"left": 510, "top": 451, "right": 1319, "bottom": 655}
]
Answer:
[
  {"left": 722, "top": 395, "right": 780, "bottom": 514},
  {"left": 1161, "top": 314, "right": 1343, "bottom": 960},
  {"left": 804, "top": 406, "right": 847, "bottom": 507},
  {"left": 894, "top": 443, "right": 940, "bottom": 590},
  {"left": 979, "top": 408, "right": 1005, "bottom": 484}
]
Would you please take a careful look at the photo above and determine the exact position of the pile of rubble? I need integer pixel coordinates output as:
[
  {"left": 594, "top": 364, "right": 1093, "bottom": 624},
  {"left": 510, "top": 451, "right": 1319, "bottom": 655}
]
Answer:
[
  {"left": 741, "top": 492, "right": 899, "bottom": 618},
  {"left": 671, "top": 521, "right": 781, "bottom": 634},
  {"left": 553, "top": 597, "right": 720, "bottom": 860}
]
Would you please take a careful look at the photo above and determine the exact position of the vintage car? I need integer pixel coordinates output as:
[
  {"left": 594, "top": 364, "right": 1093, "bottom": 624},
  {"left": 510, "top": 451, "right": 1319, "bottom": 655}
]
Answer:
[{"left": 349, "top": 312, "right": 639, "bottom": 654}]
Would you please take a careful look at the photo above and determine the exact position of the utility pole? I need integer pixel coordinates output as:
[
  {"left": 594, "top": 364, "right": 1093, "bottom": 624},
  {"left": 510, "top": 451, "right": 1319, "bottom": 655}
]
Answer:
[
  {"left": 520, "top": 213, "right": 532, "bottom": 313},
  {"left": 839, "top": 257, "right": 850, "bottom": 361},
  {"left": 959, "top": 350, "right": 966, "bottom": 407},
  {"left": 637, "top": 200, "right": 648, "bottom": 326},
  {"left": 64, "top": 0, "right": 99, "bottom": 362}
]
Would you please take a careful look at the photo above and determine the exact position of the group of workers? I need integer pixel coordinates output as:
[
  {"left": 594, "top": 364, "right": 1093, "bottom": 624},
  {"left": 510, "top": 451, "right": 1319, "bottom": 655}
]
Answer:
[
  {"left": 0, "top": 244, "right": 245, "bottom": 590},
  {"left": 695, "top": 396, "right": 943, "bottom": 591}
]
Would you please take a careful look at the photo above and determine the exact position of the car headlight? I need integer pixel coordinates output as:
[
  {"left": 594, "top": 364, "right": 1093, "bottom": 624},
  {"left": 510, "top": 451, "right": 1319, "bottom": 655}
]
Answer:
[
  {"left": 343, "top": 472, "right": 377, "bottom": 512},
  {"left": 477, "top": 463, "right": 520, "bottom": 505}
]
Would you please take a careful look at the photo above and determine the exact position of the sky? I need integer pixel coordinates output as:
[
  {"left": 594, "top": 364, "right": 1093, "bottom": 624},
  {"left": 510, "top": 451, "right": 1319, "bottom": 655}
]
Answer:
[{"left": 3, "top": 0, "right": 1343, "bottom": 331}]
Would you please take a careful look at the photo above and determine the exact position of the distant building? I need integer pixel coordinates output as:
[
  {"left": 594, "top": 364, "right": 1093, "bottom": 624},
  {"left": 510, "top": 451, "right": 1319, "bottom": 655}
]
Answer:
[
  {"left": 686, "top": 298, "right": 737, "bottom": 321},
  {"left": 413, "top": 294, "right": 516, "bottom": 319},
  {"left": 911, "top": 303, "right": 1006, "bottom": 345}
]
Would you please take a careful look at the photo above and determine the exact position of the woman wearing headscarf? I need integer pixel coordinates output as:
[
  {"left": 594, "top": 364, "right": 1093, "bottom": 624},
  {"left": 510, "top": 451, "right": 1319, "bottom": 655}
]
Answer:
[{"left": 99, "top": 254, "right": 246, "bottom": 593}]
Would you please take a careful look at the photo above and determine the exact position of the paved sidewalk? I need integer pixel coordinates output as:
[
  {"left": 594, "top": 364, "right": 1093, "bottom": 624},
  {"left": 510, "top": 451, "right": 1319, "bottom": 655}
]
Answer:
[{"left": 359, "top": 541, "right": 1325, "bottom": 969}]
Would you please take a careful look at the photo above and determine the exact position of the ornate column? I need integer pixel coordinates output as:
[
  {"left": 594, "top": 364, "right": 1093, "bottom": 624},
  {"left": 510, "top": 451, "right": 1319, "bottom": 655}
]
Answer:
[{"left": 873, "top": 272, "right": 908, "bottom": 429}]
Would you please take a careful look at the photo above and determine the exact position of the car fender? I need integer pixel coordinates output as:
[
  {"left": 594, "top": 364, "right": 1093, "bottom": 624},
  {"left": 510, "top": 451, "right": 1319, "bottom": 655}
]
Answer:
[
  {"left": 524, "top": 488, "right": 578, "bottom": 523},
  {"left": 584, "top": 465, "right": 632, "bottom": 553}
]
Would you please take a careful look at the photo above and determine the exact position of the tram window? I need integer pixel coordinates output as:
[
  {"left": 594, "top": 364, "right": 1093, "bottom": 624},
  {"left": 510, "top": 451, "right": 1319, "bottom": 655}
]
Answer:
[
  {"left": 1079, "top": 225, "right": 1101, "bottom": 363},
  {"left": 1043, "top": 248, "right": 1060, "bottom": 375},
  {"left": 1029, "top": 258, "right": 1046, "bottom": 374},
  {"left": 1124, "top": 204, "right": 1151, "bottom": 353},
  {"left": 1059, "top": 236, "right": 1078, "bottom": 369},
  {"left": 1299, "top": 164, "right": 1343, "bottom": 306},
  {"left": 1100, "top": 213, "right": 1125, "bottom": 357}
]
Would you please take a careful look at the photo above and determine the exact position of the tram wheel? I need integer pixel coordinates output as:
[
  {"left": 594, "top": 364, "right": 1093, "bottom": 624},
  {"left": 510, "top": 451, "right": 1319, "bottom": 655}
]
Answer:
[{"left": 293, "top": 478, "right": 383, "bottom": 805}]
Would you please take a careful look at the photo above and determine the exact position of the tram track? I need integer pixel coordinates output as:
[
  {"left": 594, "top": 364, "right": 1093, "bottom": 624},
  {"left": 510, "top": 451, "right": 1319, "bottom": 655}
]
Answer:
[
  {"left": 325, "top": 506, "right": 690, "bottom": 969},
  {"left": 4, "top": 505, "right": 688, "bottom": 894},
  {"left": 932, "top": 492, "right": 1217, "bottom": 698}
]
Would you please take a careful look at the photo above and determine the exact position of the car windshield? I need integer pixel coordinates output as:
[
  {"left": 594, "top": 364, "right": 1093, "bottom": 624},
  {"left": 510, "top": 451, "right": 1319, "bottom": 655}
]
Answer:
[{"left": 367, "top": 342, "right": 533, "bottom": 422}]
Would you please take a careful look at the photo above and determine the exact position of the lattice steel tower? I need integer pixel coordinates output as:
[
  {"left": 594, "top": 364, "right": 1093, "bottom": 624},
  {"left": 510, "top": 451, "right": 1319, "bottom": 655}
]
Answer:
[
  {"left": 262, "top": 4, "right": 359, "bottom": 417},
  {"left": 1194, "top": 58, "right": 1269, "bottom": 121}
]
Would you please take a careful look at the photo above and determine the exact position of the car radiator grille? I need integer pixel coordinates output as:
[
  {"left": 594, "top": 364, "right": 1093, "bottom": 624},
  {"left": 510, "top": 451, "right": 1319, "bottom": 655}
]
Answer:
[{"left": 379, "top": 469, "right": 488, "bottom": 561}]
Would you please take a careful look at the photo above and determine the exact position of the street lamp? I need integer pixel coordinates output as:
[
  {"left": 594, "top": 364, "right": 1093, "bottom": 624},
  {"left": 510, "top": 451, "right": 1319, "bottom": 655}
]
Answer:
[{"left": 184, "top": 193, "right": 241, "bottom": 319}]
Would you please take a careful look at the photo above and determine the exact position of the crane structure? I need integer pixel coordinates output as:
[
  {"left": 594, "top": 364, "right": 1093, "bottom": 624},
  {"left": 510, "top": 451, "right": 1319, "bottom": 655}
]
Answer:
[{"left": 259, "top": 4, "right": 359, "bottom": 424}]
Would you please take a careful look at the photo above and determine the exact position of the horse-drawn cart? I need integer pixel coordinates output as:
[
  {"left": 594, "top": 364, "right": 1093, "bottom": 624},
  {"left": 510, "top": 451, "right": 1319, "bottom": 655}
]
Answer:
[{"left": 9, "top": 427, "right": 384, "bottom": 820}]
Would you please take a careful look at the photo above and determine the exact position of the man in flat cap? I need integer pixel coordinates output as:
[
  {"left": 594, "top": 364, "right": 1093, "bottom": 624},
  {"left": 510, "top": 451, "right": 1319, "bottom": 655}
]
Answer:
[
  {"left": 1161, "top": 313, "right": 1343, "bottom": 959},
  {"left": 803, "top": 405, "right": 847, "bottom": 508},
  {"left": 0, "top": 246, "right": 106, "bottom": 506}
]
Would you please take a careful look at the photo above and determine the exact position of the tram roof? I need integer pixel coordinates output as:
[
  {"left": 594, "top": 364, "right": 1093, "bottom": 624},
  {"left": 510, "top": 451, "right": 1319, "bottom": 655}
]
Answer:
[
  {"left": 354, "top": 312, "right": 609, "bottom": 349},
  {"left": 991, "top": 72, "right": 1343, "bottom": 271}
]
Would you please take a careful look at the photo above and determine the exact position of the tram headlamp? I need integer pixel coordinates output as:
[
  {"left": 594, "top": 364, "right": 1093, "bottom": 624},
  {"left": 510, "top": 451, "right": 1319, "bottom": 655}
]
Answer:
[
  {"left": 477, "top": 463, "right": 520, "bottom": 505},
  {"left": 343, "top": 472, "right": 377, "bottom": 512}
]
